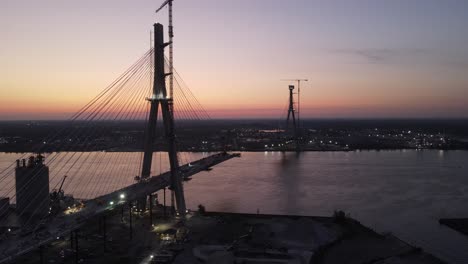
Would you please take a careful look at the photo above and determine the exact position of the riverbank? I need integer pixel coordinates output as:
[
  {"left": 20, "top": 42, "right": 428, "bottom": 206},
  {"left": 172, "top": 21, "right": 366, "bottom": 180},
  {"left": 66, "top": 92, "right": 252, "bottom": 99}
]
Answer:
[
  {"left": 9, "top": 208, "right": 447, "bottom": 264},
  {"left": 440, "top": 218, "right": 468, "bottom": 237},
  {"left": 1, "top": 148, "right": 468, "bottom": 154}
]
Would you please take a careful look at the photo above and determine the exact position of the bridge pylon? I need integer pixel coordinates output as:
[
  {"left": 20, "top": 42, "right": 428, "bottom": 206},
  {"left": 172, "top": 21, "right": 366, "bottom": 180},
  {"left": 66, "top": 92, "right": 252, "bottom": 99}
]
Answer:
[
  {"left": 286, "top": 85, "right": 298, "bottom": 135},
  {"left": 286, "top": 85, "right": 300, "bottom": 150},
  {"left": 140, "top": 23, "right": 186, "bottom": 215}
]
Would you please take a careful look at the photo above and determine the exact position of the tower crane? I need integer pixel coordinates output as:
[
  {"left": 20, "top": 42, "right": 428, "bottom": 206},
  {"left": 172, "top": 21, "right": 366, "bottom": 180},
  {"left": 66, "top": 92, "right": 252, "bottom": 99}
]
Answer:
[
  {"left": 155, "top": 1, "right": 179, "bottom": 213},
  {"left": 156, "top": 0, "right": 174, "bottom": 99}
]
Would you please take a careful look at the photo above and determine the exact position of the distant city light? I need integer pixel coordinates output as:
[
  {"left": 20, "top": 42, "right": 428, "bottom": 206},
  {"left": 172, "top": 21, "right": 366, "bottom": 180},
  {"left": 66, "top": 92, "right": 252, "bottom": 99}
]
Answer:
[
  {"left": 120, "top": 193, "right": 125, "bottom": 199},
  {"left": 109, "top": 201, "right": 114, "bottom": 205}
]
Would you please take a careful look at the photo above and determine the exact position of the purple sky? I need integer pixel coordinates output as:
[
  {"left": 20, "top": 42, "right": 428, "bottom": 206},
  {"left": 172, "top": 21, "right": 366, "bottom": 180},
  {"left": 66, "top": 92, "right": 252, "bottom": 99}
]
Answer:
[{"left": 1, "top": 0, "right": 468, "bottom": 119}]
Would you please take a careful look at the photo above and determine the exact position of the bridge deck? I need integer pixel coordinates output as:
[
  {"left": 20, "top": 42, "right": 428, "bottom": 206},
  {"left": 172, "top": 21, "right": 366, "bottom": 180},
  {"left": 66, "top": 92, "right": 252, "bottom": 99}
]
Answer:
[{"left": 0, "top": 152, "right": 239, "bottom": 263}]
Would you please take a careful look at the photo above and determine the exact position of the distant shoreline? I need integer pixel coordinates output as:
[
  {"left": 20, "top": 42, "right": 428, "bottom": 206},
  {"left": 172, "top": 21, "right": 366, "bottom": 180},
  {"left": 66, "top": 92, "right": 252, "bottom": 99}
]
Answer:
[{"left": 1, "top": 148, "right": 467, "bottom": 154}]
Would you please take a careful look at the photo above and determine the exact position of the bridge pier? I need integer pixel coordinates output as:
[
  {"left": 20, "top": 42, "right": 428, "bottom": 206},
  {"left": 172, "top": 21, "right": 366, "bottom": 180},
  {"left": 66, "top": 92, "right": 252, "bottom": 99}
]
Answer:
[
  {"left": 129, "top": 202, "right": 133, "bottom": 240},
  {"left": 149, "top": 194, "right": 153, "bottom": 228},
  {"left": 73, "top": 230, "right": 79, "bottom": 264},
  {"left": 163, "top": 187, "right": 166, "bottom": 218},
  {"left": 39, "top": 245, "right": 45, "bottom": 264},
  {"left": 171, "top": 190, "right": 176, "bottom": 215},
  {"left": 70, "top": 232, "right": 73, "bottom": 249},
  {"left": 103, "top": 215, "right": 107, "bottom": 252},
  {"left": 98, "top": 217, "right": 102, "bottom": 234}
]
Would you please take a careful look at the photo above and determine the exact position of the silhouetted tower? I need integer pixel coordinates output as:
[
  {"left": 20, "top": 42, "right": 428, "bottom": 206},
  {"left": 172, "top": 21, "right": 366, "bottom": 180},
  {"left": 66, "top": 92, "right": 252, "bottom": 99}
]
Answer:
[
  {"left": 286, "top": 85, "right": 298, "bottom": 137},
  {"left": 140, "top": 23, "right": 186, "bottom": 215},
  {"left": 281, "top": 79, "right": 307, "bottom": 129}
]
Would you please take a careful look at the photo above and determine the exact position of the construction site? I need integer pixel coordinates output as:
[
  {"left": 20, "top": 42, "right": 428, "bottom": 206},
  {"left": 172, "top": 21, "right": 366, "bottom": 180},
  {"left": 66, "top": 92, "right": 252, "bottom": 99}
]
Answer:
[{"left": 0, "top": 1, "right": 455, "bottom": 263}]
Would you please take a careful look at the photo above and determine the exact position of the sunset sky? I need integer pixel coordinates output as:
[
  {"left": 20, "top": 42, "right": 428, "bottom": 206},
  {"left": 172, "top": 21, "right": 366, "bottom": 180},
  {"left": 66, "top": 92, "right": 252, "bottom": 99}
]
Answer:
[{"left": 1, "top": 0, "right": 468, "bottom": 120}]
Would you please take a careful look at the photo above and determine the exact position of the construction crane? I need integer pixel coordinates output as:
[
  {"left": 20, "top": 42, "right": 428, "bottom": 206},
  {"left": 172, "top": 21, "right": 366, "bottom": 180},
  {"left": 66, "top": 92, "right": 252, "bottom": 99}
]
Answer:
[
  {"left": 156, "top": 0, "right": 174, "bottom": 99},
  {"left": 51, "top": 175, "right": 67, "bottom": 199},
  {"left": 156, "top": 0, "right": 177, "bottom": 212},
  {"left": 58, "top": 175, "right": 67, "bottom": 194},
  {"left": 50, "top": 175, "right": 68, "bottom": 214},
  {"left": 281, "top": 79, "right": 308, "bottom": 128}
]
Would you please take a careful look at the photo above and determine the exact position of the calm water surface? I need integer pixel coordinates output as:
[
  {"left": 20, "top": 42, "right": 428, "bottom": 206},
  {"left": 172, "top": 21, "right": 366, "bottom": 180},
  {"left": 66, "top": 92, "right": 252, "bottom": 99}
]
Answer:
[{"left": 1, "top": 150, "right": 468, "bottom": 263}]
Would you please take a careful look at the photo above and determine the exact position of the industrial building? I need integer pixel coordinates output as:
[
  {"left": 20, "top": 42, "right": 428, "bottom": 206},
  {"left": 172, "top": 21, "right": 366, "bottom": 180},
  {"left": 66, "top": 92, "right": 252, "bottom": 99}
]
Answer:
[{"left": 15, "top": 155, "right": 49, "bottom": 221}]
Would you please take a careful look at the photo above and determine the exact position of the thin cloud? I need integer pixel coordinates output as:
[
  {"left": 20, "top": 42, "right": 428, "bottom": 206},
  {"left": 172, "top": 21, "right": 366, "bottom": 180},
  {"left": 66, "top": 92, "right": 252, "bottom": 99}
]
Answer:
[
  {"left": 329, "top": 48, "right": 428, "bottom": 65},
  {"left": 443, "top": 59, "right": 468, "bottom": 69},
  {"left": 329, "top": 48, "right": 468, "bottom": 70}
]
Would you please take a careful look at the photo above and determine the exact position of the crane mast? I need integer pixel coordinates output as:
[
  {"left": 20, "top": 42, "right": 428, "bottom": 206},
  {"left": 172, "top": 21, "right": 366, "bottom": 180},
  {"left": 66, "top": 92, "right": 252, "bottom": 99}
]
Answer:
[
  {"left": 168, "top": 0, "right": 174, "bottom": 99},
  {"left": 155, "top": 0, "right": 178, "bottom": 213},
  {"left": 156, "top": 0, "right": 174, "bottom": 99}
]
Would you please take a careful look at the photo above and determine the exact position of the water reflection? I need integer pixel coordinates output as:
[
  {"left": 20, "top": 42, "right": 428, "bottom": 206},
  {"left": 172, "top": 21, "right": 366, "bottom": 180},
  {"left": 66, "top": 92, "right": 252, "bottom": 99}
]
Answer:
[
  {"left": 277, "top": 152, "right": 301, "bottom": 214},
  {"left": 2, "top": 151, "right": 468, "bottom": 262}
]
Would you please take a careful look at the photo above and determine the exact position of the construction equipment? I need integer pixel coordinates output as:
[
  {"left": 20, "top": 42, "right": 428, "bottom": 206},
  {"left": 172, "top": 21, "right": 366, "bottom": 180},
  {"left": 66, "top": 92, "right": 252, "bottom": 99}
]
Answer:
[
  {"left": 58, "top": 175, "right": 67, "bottom": 194},
  {"left": 156, "top": 0, "right": 174, "bottom": 99},
  {"left": 156, "top": 0, "right": 178, "bottom": 213},
  {"left": 50, "top": 175, "right": 77, "bottom": 215},
  {"left": 50, "top": 175, "right": 67, "bottom": 203}
]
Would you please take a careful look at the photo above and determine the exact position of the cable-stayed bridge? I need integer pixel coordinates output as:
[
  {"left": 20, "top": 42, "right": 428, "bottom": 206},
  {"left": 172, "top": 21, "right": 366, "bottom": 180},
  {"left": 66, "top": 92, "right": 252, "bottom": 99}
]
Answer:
[{"left": 0, "top": 23, "right": 238, "bottom": 262}]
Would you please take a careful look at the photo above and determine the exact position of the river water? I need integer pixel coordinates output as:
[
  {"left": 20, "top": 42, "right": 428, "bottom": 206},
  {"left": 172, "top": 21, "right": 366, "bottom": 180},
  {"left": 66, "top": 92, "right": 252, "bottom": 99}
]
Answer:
[{"left": 1, "top": 150, "right": 468, "bottom": 263}]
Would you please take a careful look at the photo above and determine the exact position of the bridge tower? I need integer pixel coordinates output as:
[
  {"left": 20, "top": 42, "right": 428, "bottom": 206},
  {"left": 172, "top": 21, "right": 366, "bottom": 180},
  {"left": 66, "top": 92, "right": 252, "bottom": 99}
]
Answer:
[
  {"left": 286, "top": 85, "right": 298, "bottom": 143},
  {"left": 140, "top": 23, "right": 186, "bottom": 214}
]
